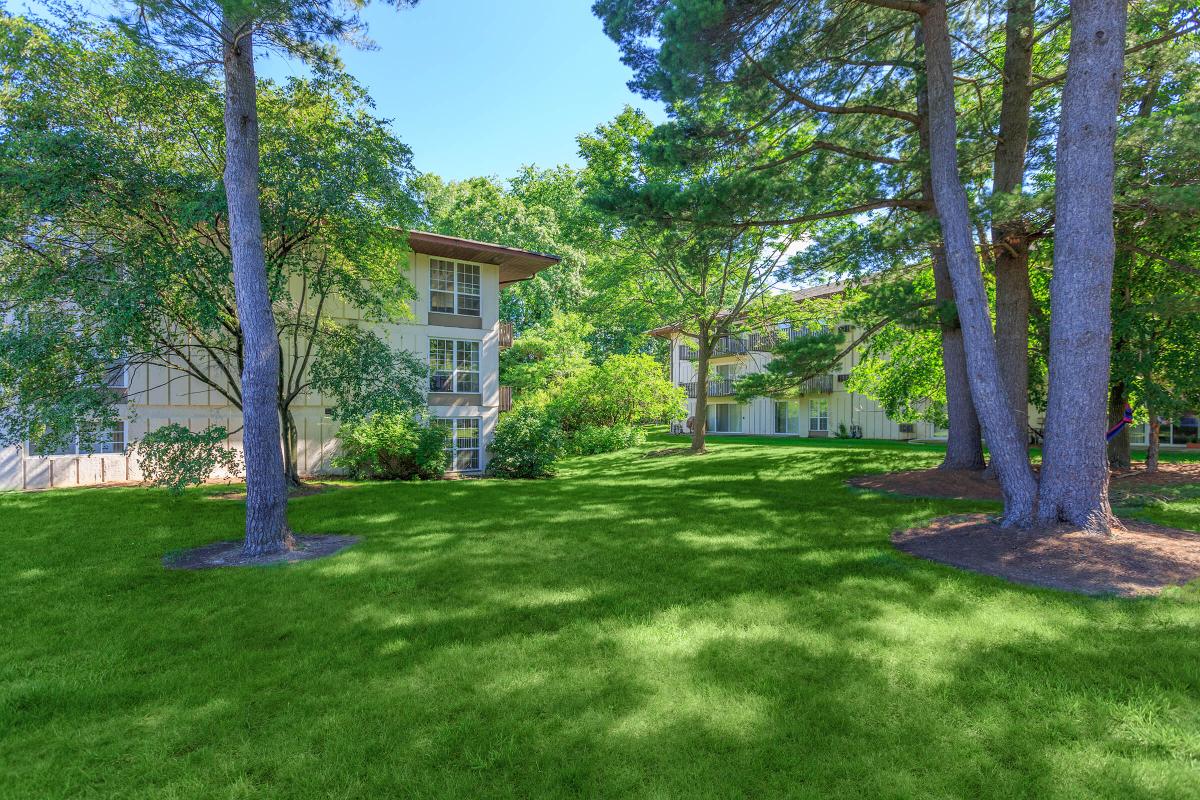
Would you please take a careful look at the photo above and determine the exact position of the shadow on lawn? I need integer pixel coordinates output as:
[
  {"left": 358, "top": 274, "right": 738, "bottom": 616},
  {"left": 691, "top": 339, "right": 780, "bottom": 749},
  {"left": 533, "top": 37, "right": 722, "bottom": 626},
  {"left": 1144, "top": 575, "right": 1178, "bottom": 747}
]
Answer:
[{"left": 2, "top": 437, "right": 1198, "bottom": 797}]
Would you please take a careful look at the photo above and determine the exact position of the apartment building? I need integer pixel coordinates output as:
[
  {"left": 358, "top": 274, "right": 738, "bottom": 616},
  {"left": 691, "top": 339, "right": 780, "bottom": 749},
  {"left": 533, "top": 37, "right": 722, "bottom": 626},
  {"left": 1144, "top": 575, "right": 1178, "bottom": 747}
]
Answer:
[
  {"left": 0, "top": 232, "right": 558, "bottom": 490},
  {"left": 653, "top": 283, "right": 947, "bottom": 442}
]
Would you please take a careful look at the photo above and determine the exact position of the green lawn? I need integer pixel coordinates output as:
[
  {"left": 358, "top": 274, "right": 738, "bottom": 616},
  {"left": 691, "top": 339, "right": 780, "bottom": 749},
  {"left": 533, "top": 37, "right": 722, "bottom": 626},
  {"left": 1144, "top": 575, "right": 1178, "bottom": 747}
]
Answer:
[{"left": 3, "top": 434, "right": 1199, "bottom": 799}]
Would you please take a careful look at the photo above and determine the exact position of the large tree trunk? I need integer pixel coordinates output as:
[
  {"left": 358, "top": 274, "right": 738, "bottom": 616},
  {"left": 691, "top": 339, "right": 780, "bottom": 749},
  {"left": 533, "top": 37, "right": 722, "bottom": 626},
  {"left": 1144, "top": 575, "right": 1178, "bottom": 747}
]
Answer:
[
  {"left": 691, "top": 322, "right": 712, "bottom": 453},
  {"left": 913, "top": 38, "right": 985, "bottom": 471},
  {"left": 1036, "top": 0, "right": 1128, "bottom": 532},
  {"left": 991, "top": 0, "right": 1037, "bottom": 443},
  {"left": 933, "top": 249, "right": 985, "bottom": 471},
  {"left": 222, "top": 22, "right": 291, "bottom": 555},
  {"left": 921, "top": 2, "right": 1038, "bottom": 525},
  {"left": 281, "top": 406, "right": 302, "bottom": 488}
]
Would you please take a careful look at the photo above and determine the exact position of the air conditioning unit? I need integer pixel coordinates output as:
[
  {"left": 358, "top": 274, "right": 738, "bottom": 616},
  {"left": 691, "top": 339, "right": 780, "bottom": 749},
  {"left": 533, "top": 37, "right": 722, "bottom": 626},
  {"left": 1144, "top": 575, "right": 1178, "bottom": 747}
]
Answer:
[
  {"left": 837, "top": 373, "right": 850, "bottom": 383},
  {"left": 898, "top": 423, "right": 915, "bottom": 434},
  {"left": 838, "top": 324, "right": 852, "bottom": 333}
]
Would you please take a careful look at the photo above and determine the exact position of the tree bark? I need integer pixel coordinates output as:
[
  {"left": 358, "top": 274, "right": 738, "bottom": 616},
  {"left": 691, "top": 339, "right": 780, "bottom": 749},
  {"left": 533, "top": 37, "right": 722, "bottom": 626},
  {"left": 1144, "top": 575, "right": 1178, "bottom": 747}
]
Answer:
[
  {"left": 913, "top": 33, "right": 985, "bottom": 471},
  {"left": 691, "top": 320, "right": 712, "bottom": 453},
  {"left": 1146, "top": 407, "right": 1160, "bottom": 473},
  {"left": 991, "top": 0, "right": 1036, "bottom": 443},
  {"left": 281, "top": 406, "right": 302, "bottom": 488},
  {"left": 1036, "top": 0, "right": 1128, "bottom": 531},
  {"left": 920, "top": 2, "right": 1038, "bottom": 524},
  {"left": 222, "top": 22, "right": 291, "bottom": 555},
  {"left": 1106, "top": 381, "right": 1131, "bottom": 470}
]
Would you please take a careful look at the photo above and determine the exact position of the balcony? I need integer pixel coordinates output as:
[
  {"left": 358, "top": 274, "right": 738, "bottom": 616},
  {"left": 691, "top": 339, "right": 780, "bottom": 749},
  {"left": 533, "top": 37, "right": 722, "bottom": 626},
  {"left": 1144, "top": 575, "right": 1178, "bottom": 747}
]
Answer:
[
  {"left": 800, "top": 375, "right": 834, "bottom": 394},
  {"left": 678, "top": 329, "right": 820, "bottom": 360},
  {"left": 499, "top": 321, "right": 514, "bottom": 349},
  {"left": 499, "top": 385, "right": 513, "bottom": 412},
  {"left": 681, "top": 378, "right": 736, "bottom": 398}
]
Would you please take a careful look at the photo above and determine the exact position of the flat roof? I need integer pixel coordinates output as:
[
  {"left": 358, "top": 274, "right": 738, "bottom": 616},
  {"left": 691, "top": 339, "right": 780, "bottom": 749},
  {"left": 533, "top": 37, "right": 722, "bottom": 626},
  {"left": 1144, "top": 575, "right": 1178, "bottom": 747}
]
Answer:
[{"left": 405, "top": 230, "right": 561, "bottom": 287}]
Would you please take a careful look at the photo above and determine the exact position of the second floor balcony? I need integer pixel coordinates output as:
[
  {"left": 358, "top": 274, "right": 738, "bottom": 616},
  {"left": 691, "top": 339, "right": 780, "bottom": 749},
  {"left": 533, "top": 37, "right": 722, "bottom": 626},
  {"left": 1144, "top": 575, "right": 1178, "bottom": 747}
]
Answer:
[
  {"left": 678, "top": 327, "right": 823, "bottom": 361},
  {"left": 680, "top": 373, "right": 834, "bottom": 399}
]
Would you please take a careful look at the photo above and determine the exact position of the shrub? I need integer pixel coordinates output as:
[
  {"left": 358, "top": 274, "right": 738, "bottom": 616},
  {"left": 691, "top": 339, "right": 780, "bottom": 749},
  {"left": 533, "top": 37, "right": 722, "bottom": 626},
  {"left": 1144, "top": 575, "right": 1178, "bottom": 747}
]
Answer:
[
  {"left": 137, "top": 424, "right": 242, "bottom": 495},
  {"left": 486, "top": 405, "right": 564, "bottom": 478},
  {"left": 333, "top": 412, "right": 448, "bottom": 480},
  {"left": 548, "top": 353, "right": 686, "bottom": 432},
  {"left": 566, "top": 424, "right": 645, "bottom": 456}
]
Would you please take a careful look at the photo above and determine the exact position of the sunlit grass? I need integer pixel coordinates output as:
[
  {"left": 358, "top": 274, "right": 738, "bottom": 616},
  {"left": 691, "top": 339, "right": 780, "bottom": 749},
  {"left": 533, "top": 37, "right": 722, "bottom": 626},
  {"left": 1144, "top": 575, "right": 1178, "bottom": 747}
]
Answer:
[{"left": 2, "top": 432, "right": 1199, "bottom": 799}]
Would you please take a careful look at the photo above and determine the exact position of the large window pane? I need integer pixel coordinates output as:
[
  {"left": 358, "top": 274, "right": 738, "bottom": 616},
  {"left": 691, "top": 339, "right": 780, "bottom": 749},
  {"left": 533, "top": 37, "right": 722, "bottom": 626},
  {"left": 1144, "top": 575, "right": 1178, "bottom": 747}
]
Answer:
[
  {"left": 429, "top": 339, "right": 454, "bottom": 391},
  {"left": 430, "top": 259, "right": 456, "bottom": 313},
  {"left": 809, "top": 399, "right": 829, "bottom": 432},
  {"left": 455, "top": 340, "right": 480, "bottom": 393}
]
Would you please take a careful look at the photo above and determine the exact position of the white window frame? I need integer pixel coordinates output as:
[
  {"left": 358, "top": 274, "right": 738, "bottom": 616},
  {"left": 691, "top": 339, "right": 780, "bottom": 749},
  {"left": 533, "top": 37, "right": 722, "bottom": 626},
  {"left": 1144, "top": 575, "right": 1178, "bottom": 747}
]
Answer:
[
  {"left": 809, "top": 399, "right": 829, "bottom": 433},
  {"left": 429, "top": 338, "right": 480, "bottom": 394},
  {"left": 27, "top": 421, "right": 127, "bottom": 457},
  {"left": 774, "top": 400, "right": 800, "bottom": 434},
  {"left": 429, "top": 258, "right": 482, "bottom": 317},
  {"left": 707, "top": 403, "right": 744, "bottom": 433},
  {"left": 105, "top": 359, "right": 129, "bottom": 390},
  {"left": 433, "top": 417, "right": 481, "bottom": 472}
]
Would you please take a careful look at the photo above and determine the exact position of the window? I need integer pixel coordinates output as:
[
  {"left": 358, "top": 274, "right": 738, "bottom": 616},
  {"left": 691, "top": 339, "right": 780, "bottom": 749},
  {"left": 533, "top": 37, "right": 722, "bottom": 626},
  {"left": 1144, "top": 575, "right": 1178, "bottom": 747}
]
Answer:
[
  {"left": 429, "top": 339, "right": 480, "bottom": 393},
  {"left": 707, "top": 403, "right": 743, "bottom": 433},
  {"left": 430, "top": 258, "right": 481, "bottom": 316},
  {"left": 774, "top": 401, "right": 801, "bottom": 434},
  {"left": 713, "top": 363, "right": 739, "bottom": 380},
  {"left": 433, "top": 417, "right": 481, "bottom": 471},
  {"left": 28, "top": 423, "right": 126, "bottom": 456},
  {"left": 809, "top": 399, "right": 829, "bottom": 433},
  {"left": 105, "top": 359, "right": 129, "bottom": 391}
]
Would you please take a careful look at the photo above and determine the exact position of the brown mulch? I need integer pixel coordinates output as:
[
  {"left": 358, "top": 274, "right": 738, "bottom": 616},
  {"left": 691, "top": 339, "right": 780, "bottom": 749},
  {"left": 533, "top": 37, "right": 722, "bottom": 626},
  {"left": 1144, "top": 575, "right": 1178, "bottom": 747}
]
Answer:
[
  {"left": 643, "top": 447, "right": 698, "bottom": 459},
  {"left": 850, "top": 462, "right": 1200, "bottom": 502},
  {"left": 164, "top": 534, "right": 359, "bottom": 570},
  {"left": 893, "top": 514, "right": 1200, "bottom": 597}
]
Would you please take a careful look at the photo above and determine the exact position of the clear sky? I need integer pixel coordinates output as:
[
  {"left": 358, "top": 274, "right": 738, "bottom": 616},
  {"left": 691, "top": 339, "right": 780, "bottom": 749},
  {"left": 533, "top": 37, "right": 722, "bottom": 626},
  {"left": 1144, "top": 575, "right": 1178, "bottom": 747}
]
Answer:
[
  {"left": 257, "top": 0, "right": 665, "bottom": 181},
  {"left": 18, "top": 0, "right": 664, "bottom": 181}
]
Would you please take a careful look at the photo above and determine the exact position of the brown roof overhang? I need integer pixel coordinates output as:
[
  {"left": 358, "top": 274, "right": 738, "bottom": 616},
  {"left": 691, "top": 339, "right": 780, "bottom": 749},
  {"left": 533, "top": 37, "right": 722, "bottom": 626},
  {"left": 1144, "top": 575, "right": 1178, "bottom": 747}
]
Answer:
[{"left": 405, "top": 230, "right": 561, "bottom": 287}]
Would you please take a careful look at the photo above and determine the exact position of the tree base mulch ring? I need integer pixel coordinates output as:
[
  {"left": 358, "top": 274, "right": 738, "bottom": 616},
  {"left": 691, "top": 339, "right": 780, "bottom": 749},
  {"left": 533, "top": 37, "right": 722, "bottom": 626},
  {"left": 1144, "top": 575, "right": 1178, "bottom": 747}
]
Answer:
[
  {"left": 893, "top": 514, "right": 1200, "bottom": 597},
  {"left": 850, "top": 462, "right": 1200, "bottom": 502},
  {"left": 164, "top": 535, "right": 359, "bottom": 570}
]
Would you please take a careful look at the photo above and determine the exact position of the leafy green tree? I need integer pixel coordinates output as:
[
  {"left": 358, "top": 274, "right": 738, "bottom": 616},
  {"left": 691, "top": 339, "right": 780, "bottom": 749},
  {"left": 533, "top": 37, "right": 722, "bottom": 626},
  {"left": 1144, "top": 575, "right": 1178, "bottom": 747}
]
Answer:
[
  {"left": 499, "top": 312, "right": 594, "bottom": 395},
  {"left": 0, "top": 17, "right": 423, "bottom": 488},
  {"left": 547, "top": 353, "right": 686, "bottom": 433}
]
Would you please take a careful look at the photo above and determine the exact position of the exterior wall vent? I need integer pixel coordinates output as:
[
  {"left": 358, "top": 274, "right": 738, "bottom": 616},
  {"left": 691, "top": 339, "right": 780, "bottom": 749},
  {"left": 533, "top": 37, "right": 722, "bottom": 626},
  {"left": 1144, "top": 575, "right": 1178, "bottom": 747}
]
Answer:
[
  {"left": 837, "top": 373, "right": 850, "bottom": 383},
  {"left": 898, "top": 423, "right": 915, "bottom": 434}
]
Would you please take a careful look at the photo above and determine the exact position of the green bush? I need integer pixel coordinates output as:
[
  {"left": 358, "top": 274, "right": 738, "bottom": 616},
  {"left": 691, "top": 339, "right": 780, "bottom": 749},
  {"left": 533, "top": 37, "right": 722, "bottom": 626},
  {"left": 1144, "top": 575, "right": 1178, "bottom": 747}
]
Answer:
[
  {"left": 333, "top": 412, "right": 448, "bottom": 480},
  {"left": 136, "top": 424, "right": 242, "bottom": 495},
  {"left": 486, "top": 405, "right": 564, "bottom": 478},
  {"left": 548, "top": 353, "right": 685, "bottom": 433},
  {"left": 566, "top": 424, "right": 645, "bottom": 456}
]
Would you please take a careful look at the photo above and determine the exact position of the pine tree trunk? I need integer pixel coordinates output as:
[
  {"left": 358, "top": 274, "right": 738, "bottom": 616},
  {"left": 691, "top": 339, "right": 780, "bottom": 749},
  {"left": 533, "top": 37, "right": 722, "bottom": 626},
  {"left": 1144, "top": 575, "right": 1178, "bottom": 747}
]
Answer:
[
  {"left": 222, "top": 22, "right": 290, "bottom": 555},
  {"left": 920, "top": 2, "right": 1038, "bottom": 525},
  {"left": 932, "top": 246, "right": 985, "bottom": 470},
  {"left": 281, "top": 406, "right": 302, "bottom": 488},
  {"left": 914, "top": 48, "right": 985, "bottom": 472},
  {"left": 1036, "top": 0, "right": 1128, "bottom": 532},
  {"left": 992, "top": 0, "right": 1036, "bottom": 443},
  {"left": 691, "top": 322, "right": 711, "bottom": 454}
]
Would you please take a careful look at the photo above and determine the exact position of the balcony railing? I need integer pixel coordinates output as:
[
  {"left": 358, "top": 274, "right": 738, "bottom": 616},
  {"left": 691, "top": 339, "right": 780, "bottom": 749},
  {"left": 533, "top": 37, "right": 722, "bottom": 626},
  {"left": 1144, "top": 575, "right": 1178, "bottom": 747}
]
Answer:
[
  {"left": 499, "top": 385, "right": 513, "bottom": 412},
  {"left": 499, "top": 321, "right": 514, "bottom": 349},
  {"left": 678, "top": 328, "right": 822, "bottom": 360},
  {"left": 800, "top": 375, "right": 834, "bottom": 394},
  {"left": 681, "top": 378, "right": 736, "bottom": 398}
]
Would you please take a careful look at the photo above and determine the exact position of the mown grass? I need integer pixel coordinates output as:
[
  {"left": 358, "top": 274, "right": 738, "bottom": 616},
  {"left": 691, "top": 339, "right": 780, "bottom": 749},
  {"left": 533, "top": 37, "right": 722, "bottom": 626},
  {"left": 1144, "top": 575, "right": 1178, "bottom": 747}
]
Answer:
[{"left": 3, "top": 433, "right": 1199, "bottom": 799}]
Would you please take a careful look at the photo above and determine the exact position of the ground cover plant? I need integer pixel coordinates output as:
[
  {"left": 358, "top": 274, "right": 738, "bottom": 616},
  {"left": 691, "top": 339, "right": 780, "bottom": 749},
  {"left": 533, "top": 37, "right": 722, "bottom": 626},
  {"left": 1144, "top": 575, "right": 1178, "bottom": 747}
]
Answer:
[{"left": 3, "top": 434, "right": 1199, "bottom": 799}]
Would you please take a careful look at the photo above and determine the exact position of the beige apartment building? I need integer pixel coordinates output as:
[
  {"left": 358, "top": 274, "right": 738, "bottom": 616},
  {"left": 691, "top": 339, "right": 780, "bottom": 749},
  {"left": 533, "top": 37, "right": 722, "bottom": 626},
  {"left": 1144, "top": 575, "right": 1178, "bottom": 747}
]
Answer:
[
  {"left": 653, "top": 283, "right": 947, "bottom": 442},
  {"left": 0, "top": 232, "right": 558, "bottom": 490}
]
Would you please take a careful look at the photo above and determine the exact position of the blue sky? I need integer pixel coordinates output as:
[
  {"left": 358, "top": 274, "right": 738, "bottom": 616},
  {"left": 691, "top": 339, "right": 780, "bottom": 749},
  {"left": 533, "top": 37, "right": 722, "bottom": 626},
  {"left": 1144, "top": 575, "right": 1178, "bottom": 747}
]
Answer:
[
  {"left": 260, "top": 0, "right": 665, "bottom": 181},
  {"left": 18, "top": 0, "right": 664, "bottom": 181}
]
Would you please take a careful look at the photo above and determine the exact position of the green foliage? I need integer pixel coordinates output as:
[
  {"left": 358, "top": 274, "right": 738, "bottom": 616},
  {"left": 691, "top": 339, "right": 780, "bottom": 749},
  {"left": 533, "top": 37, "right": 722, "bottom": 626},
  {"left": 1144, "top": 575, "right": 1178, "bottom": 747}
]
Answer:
[
  {"left": 0, "top": 15, "right": 420, "bottom": 451},
  {"left": 332, "top": 412, "right": 448, "bottom": 481},
  {"left": 565, "top": 424, "right": 645, "bottom": 456},
  {"left": 734, "top": 328, "right": 844, "bottom": 402},
  {"left": 485, "top": 404, "right": 564, "bottom": 479},
  {"left": 308, "top": 324, "right": 427, "bottom": 422},
  {"left": 847, "top": 325, "right": 949, "bottom": 428},
  {"left": 547, "top": 353, "right": 686, "bottom": 433},
  {"left": 499, "top": 312, "right": 594, "bottom": 395},
  {"left": 136, "top": 423, "right": 242, "bottom": 495}
]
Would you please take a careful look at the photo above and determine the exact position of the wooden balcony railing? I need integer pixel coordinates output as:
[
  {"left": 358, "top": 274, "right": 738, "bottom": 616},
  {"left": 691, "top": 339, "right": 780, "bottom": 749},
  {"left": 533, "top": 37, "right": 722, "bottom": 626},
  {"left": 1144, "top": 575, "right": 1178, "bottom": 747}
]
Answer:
[
  {"left": 499, "top": 321, "right": 514, "bottom": 349},
  {"left": 499, "top": 385, "right": 513, "bottom": 412},
  {"left": 800, "top": 375, "right": 834, "bottom": 394},
  {"left": 681, "top": 378, "right": 736, "bottom": 398}
]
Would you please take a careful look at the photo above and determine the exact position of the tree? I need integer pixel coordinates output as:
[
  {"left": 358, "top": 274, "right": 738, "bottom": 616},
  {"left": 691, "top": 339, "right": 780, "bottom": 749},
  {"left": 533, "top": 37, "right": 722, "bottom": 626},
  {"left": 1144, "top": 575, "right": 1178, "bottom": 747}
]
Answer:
[
  {"left": 0, "top": 17, "right": 423, "bottom": 499},
  {"left": 121, "top": 0, "right": 417, "bottom": 554},
  {"left": 581, "top": 109, "right": 795, "bottom": 453},
  {"left": 499, "top": 311, "right": 594, "bottom": 395},
  {"left": 1034, "top": 0, "right": 1128, "bottom": 530},
  {"left": 548, "top": 353, "right": 686, "bottom": 432}
]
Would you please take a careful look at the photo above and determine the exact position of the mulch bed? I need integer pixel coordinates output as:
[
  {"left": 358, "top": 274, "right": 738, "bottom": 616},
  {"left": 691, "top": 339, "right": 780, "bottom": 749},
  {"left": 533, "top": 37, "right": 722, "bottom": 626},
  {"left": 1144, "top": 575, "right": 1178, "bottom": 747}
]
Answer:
[
  {"left": 164, "top": 534, "right": 359, "bottom": 570},
  {"left": 893, "top": 514, "right": 1200, "bottom": 597},
  {"left": 850, "top": 462, "right": 1200, "bottom": 502}
]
